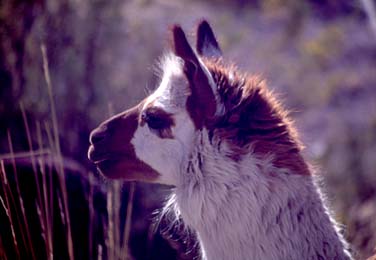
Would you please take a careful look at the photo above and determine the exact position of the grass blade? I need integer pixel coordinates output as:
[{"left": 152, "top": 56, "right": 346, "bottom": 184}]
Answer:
[
  {"left": 41, "top": 43, "right": 74, "bottom": 260},
  {"left": 7, "top": 131, "right": 36, "bottom": 260},
  {"left": 0, "top": 160, "right": 20, "bottom": 259},
  {"left": 121, "top": 182, "right": 135, "bottom": 260}
]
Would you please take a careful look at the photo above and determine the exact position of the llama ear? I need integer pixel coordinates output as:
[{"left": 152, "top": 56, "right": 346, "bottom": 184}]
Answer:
[
  {"left": 170, "top": 25, "right": 217, "bottom": 129},
  {"left": 196, "top": 20, "right": 222, "bottom": 58},
  {"left": 171, "top": 25, "right": 199, "bottom": 65},
  {"left": 171, "top": 25, "right": 200, "bottom": 79}
]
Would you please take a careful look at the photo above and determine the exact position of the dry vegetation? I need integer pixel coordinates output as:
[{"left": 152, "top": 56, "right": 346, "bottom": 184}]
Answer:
[
  {"left": 1, "top": 46, "right": 135, "bottom": 259},
  {"left": 1, "top": 0, "right": 376, "bottom": 259}
]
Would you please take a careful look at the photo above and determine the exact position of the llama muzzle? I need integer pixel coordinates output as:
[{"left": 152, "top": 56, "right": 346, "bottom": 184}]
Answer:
[{"left": 87, "top": 105, "right": 160, "bottom": 181}]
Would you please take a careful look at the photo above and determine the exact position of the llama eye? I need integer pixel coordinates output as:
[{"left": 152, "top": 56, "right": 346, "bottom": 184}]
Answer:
[
  {"left": 141, "top": 108, "right": 175, "bottom": 133},
  {"left": 146, "top": 114, "right": 167, "bottom": 130},
  {"left": 141, "top": 112, "right": 168, "bottom": 130}
]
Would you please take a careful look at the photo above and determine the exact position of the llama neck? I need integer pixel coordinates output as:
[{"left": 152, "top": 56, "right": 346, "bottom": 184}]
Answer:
[{"left": 172, "top": 131, "right": 351, "bottom": 260}]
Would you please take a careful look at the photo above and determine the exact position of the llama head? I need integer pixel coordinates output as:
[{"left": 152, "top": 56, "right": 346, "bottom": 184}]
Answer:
[
  {"left": 88, "top": 20, "right": 309, "bottom": 185},
  {"left": 88, "top": 20, "right": 223, "bottom": 184}
]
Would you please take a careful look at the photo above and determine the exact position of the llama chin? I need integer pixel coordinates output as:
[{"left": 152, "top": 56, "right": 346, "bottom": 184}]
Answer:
[{"left": 88, "top": 20, "right": 352, "bottom": 260}]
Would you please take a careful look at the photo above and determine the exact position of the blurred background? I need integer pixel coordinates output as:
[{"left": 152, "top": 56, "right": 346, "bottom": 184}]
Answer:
[{"left": 1, "top": 0, "right": 376, "bottom": 259}]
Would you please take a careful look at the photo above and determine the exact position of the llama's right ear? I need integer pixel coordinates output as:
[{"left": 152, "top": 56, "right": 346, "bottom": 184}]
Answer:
[
  {"left": 170, "top": 25, "right": 200, "bottom": 77},
  {"left": 196, "top": 20, "right": 222, "bottom": 58},
  {"left": 170, "top": 25, "right": 217, "bottom": 129}
]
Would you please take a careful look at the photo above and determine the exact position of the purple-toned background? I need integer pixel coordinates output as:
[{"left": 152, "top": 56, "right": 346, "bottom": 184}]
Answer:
[{"left": 1, "top": 1, "right": 375, "bottom": 259}]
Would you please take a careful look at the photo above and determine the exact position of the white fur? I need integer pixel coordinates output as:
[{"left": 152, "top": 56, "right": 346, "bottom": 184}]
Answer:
[
  {"left": 131, "top": 110, "right": 195, "bottom": 185},
  {"left": 132, "top": 54, "right": 195, "bottom": 185},
  {"left": 147, "top": 54, "right": 189, "bottom": 113},
  {"left": 132, "top": 53, "right": 352, "bottom": 260},
  {"left": 150, "top": 53, "right": 224, "bottom": 115},
  {"left": 169, "top": 130, "right": 352, "bottom": 259}
]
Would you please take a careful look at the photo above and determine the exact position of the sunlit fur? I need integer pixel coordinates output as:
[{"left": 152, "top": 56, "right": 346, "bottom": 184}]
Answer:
[
  {"left": 163, "top": 129, "right": 351, "bottom": 259},
  {"left": 132, "top": 54, "right": 196, "bottom": 185},
  {"left": 131, "top": 53, "right": 352, "bottom": 260},
  {"left": 86, "top": 21, "right": 353, "bottom": 259}
]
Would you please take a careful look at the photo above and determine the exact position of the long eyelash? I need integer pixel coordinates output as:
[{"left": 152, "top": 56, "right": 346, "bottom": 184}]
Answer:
[
  {"left": 142, "top": 107, "right": 175, "bottom": 132},
  {"left": 147, "top": 115, "right": 168, "bottom": 129},
  {"left": 144, "top": 83, "right": 153, "bottom": 95}
]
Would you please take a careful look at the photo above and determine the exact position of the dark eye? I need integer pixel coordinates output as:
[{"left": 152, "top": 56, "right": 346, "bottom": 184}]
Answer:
[
  {"left": 145, "top": 114, "right": 167, "bottom": 130},
  {"left": 141, "top": 108, "right": 174, "bottom": 131}
]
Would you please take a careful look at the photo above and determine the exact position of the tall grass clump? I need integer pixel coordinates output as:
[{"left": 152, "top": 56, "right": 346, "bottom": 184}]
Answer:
[{"left": 0, "top": 44, "right": 135, "bottom": 260}]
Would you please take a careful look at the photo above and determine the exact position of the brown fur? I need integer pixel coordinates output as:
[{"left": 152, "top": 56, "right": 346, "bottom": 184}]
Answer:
[
  {"left": 88, "top": 103, "right": 160, "bottom": 180},
  {"left": 141, "top": 104, "right": 175, "bottom": 139},
  {"left": 204, "top": 59, "right": 310, "bottom": 175},
  {"left": 171, "top": 25, "right": 217, "bottom": 130}
]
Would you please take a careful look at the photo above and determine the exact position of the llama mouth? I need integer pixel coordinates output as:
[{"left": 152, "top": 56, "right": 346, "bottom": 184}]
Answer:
[
  {"left": 96, "top": 158, "right": 115, "bottom": 171},
  {"left": 88, "top": 146, "right": 119, "bottom": 177},
  {"left": 88, "top": 144, "right": 160, "bottom": 181},
  {"left": 87, "top": 145, "right": 112, "bottom": 164},
  {"left": 88, "top": 145, "right": 126, "bottom": 175},
  {"left": 94, "top": 158, "right": 124, "bottom": 179}
]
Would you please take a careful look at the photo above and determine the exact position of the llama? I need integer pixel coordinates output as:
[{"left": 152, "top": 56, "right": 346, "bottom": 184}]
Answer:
[{"left": 88, "top": 20, "right": 352, "bottom": 260}]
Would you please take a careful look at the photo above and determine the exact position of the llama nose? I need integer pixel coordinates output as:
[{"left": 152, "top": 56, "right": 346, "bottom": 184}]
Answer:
[{"left": 89, "top": 127, "right": 107, "bottom": 145}]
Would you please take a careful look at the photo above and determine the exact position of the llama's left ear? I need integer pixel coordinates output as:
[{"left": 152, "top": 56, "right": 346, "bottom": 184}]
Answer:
[
  {"left": 196, "top": 20, "right": 222, "bottom": 58},
  {"left": 171, "top": 25, "right": 217, "bottom": 129}
]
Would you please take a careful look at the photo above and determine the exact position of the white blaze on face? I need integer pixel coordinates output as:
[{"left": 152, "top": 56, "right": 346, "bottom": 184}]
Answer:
[
  {"left": 131, "top": 54, "right": 196, "bottom": 185},
  {"left": 151, "top": 54, "right": 191, "bottom": 111}
]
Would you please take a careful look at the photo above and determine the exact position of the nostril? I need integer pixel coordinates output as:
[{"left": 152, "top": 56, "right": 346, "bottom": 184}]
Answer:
[{"left": 89, "top": 128, "right": 107, "bottom": 145}]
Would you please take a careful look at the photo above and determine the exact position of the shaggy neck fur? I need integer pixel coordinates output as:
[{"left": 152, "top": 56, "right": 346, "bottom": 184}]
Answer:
[
  {"left": 163, "top": 61, "right": 351, "bottom": 260},
  {"left": 167, "top": 130, "right": 351, "bottom": 260}
]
